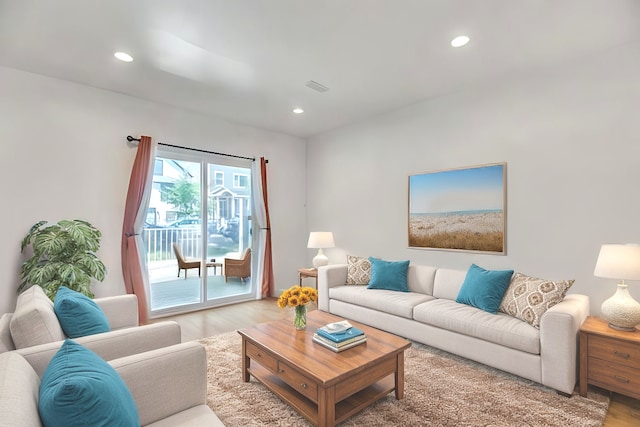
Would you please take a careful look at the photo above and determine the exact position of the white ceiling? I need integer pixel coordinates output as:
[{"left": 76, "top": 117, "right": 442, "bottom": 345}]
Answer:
[{"left": 1, "top": 1, "right": 638, "bottom": 138}]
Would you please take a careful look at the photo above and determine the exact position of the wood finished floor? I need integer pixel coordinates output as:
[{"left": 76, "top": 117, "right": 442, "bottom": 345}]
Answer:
[{"left": 153, "top": 298, "right": 640, "bottom": 426}]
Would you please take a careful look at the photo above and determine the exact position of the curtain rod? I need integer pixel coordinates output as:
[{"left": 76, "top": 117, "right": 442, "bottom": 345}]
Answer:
[{"left": 126, "top": 135, "right": 261, "bottom": 162}]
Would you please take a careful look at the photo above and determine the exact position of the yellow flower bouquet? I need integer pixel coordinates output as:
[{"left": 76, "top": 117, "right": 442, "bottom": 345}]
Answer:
[{"left": 278, "top": 285, "right": 318, "bottom": 330}]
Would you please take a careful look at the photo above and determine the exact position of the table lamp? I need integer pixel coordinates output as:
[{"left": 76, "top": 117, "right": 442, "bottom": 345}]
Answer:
[
  {"left": 307, "top": 232, "right": 335, "bottom": 268},
  {"left": 594, "top": 244, "right": 640, "bottom": 331}
]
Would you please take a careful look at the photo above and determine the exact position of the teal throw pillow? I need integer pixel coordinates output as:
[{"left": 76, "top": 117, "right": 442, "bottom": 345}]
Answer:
[
  {"left": 54, "top": 286, "right": 110, "bottom": 338},
  {"left": 366, "top": 257, "right": 410, "bottom": 292},
  {"left": 38, "top": 339, "right": 139, "bottom": 427},
  {"left": 456, "top": 264, "right": 514, "bottom": 314}
]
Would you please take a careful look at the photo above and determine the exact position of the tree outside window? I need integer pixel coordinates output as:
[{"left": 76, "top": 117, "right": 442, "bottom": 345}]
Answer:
[{"left": 161, "top": 173, "right": 200, "bottom": 218}]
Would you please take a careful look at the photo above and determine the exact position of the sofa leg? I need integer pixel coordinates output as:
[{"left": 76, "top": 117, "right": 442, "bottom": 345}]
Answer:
[{"left": 556, "top": 390, "right": 572, "bottom": 398}]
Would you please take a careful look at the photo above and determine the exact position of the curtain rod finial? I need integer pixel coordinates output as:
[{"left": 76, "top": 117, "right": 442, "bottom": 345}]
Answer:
[{"left": 127, "top": 135, "right": 141, "bottom": 142}]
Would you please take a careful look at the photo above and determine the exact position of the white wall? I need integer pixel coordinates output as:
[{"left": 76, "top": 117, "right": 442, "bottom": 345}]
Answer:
[
  {"left": 306, "top": 42, "right": 640, "bottom": 316},
  {"left": 0, "top": 66, "right": 307, "bottom": 315}
]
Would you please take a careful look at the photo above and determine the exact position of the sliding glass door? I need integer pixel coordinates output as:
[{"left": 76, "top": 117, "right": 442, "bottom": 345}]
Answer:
[{"left": 142, "top": 148, "right": 253, "bottom": 316}]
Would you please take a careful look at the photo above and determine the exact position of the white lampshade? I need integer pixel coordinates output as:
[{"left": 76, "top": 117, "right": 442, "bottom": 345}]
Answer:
[
  {"left": 594, "top": 244, "right": 640, "bottom": 331},
  {"left": 594, "top": 244, "right": 640, "bottom": 280},
  {"left": 307, "top": 232, "right": 335, "bottom": 249},
  {"left": 307, "top": 232, "right": 335, "bottom": 268}
]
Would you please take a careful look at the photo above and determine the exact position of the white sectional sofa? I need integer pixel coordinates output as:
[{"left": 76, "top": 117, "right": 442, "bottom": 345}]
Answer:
[
  {"left": 0, "top": 286, "right": 182, "bottom": 371},
  {"left": 318, "top": 263, "right": 590, "bottom": 395},
  {"left": 0, "top": 286, "right": 224, "bottom": 425},
  {"left": 0, "top": 342, "right": 224, "bottom": 426}
]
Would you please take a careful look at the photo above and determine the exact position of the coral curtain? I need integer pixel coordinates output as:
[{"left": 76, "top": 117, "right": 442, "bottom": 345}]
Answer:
[
  {"left": 251, "top": 157, "right": 274, "bottom": 298},
  {"left": 121, "top": 135, "right": 157, "bottom": 324}
]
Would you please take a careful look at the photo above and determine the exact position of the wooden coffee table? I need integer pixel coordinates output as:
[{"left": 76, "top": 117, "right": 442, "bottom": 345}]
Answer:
[{"left": 238, "top": 310, "right": 411, "bottom": 427}]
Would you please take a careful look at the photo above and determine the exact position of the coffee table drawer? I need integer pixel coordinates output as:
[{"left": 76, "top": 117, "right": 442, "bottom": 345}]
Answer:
[
  {"left": 277, "top": 360, "right": 318, "bottom": 401},
  {"left": 246, "top": 341, "right": 278, "bottom": 373}
]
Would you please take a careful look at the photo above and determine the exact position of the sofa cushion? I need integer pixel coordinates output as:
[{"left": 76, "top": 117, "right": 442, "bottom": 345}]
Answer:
[
  {"left": 145, "top": 405, "right": 225, "bottom": 427},
  {"left": 432, "top": 268, "right": 467, "bottom": 300},
  {"left": 367, "top": 257, "right": 410, "bottom": 292},
  {"left": 499, "top": 273, "right": 575, "bottom": 328},
  {"left": 330, "top": 285, "right": 434, "bottom": 319},
  {"left": 346, "top": 255, "right": 371, "bottom": 285},
  {"left": 413, "top": 299, "right": 540, "bottom": 354},
  {"left": 10, "top": 286, "right": 65, "bottom": 349},
  {"left": 456, "top": 264, "right": 514, "bottom": 314},
  {"left": 39, "top": 340, "right": 139, "bottom": 427},
  {"left": 53, "top": 286, "right": 110, "bottom": 338},
  {"left": 0, "top": 352, "right": 42, "bottom": 427},
  {"left": 0, "top": 313, "right": 15, "bottom": 353},
  {"left": 407, "top": 265, "right": 437, "bottom": 295}
]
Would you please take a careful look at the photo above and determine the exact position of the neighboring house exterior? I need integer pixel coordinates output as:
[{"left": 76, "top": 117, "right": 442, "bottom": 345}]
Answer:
[{"left": 147, "top": 158, "right": 251, "bottom": 231}]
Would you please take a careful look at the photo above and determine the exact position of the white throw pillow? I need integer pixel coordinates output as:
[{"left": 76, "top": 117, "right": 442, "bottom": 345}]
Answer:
[{"left": 9, "top": 286, "right": 65, "bottom": 349}]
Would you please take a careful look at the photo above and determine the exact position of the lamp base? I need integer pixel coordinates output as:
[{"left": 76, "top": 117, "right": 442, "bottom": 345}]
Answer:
[
  {"left": 601, "top": 283, "right": 640, "bottom": 332},
  {"left": 312, "top": 248, "right": 328, "bottom": 269},
  {"left": 606, "top": 322, "right": 637, "bottom": 332}
]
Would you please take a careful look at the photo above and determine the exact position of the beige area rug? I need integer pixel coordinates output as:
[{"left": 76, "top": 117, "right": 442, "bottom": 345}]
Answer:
[{"left": 199, "top": 332, "right": 609, "bottom": 426}]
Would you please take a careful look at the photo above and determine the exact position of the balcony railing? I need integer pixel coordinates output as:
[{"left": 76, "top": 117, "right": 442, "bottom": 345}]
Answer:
[{"left": 142, "top": 227, "right": 202, "bottom": 262}]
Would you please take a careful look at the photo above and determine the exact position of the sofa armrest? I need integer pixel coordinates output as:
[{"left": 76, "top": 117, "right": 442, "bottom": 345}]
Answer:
[
  {"left": 95, "top": 294, "right": 139, "bottom": 329},
  {"left": 318, "top": 264, "right": 348, "bottom": 312},
  {"left": 110, "top": 342, "right": 208, "bottom": 426},
  {"left": 18, "top": 321, "right": 182, "bottom": 377},
  {"left": 539, "top": 293, "right": 590, "bottom": 394},
  {"left": 0, "top": 352, "right": 41, "bottom": 427},
  {"left": 0, "top": 313, "right": 15, "bottom": 353}
]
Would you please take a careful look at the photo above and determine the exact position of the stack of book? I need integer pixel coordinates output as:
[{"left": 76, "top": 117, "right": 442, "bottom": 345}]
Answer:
[{"left": 313, "top": 320, "right": 366, "bottom": 352}]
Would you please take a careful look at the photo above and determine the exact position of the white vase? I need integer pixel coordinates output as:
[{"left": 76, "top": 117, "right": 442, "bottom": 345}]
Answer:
[{"left": 601, "top": 284, "right": 640, "bottom": 331}]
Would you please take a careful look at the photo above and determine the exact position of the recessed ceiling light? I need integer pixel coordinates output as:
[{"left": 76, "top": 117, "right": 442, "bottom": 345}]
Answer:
[
  {"left": 292, "top": 108, "right": 304, "bottom": 114},
  {"left": 114, "top": 52, "right": 133, "bottom": 62},
  {"left": 450, "top": 36, "right": 470, "bottom": 48}
]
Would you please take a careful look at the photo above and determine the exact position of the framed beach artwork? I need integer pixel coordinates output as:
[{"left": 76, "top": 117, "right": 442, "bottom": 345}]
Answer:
[{"left": 408, "top": 163, "right": 506, "bottom": 254}]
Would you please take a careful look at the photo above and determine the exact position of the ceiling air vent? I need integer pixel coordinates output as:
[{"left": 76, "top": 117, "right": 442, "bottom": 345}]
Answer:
[{"left": 305, "top": 80, "right": 330, "bottom": 93}]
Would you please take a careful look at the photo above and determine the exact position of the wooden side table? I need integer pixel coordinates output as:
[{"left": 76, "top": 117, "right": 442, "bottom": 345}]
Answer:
[
  {"left": 206, "top": 259, "right": 222, "bottom": 275},
  {"left": 580, "top": 316, "right": 640, "bottom": 399},
  {"left": 298, "top": 268, "right": 318, "bottom": 288}
]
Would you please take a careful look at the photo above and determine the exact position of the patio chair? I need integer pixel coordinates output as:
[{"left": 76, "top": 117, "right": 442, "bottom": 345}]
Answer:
[
  {"left": 224, "top": 248, "right": 251, "bottom": 283},
  {"left": 173, "top": 243, "right": 201, "bottom": 279}
]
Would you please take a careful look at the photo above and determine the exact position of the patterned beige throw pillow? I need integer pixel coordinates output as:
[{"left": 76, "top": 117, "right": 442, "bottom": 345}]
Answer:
[
  {"left": 499, "top": 272, "right": 575, "bottom": 329},
  {"left": 346, "top": 255, "right": 371, "bottom": 285}
]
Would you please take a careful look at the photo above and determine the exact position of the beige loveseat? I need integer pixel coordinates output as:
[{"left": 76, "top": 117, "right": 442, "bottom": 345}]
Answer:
[
  {"left": 0, "top": 286, "right": 181, "bottom": 368},
  {"left": 0, "top": 342, "right": 224, "bottom": 426},
  {"left": 318, "top": 264, "right": 590, "bottom": 395}
]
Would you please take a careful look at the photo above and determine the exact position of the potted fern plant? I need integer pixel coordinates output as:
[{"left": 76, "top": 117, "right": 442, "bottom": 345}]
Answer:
[{"left": 19, "top": 219, "right": 106, "bottom": 300}]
